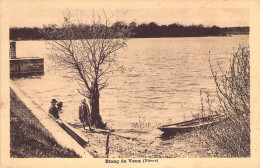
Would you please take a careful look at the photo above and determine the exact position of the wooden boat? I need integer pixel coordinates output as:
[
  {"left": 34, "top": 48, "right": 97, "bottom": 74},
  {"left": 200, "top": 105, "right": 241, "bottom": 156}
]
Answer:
[{"left": 158, "top": 114, "right": 226, "bottom": 134}]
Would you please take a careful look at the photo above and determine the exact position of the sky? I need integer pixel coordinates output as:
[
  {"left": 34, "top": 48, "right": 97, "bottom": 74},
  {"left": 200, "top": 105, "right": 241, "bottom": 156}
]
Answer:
[{"left": 7, "top": 0, "right": 249, "bottom": 28}]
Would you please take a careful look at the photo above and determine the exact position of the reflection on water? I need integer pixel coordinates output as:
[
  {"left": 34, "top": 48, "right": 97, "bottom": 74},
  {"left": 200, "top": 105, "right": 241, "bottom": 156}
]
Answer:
[{"left": 12, "top": 35, "right": 249, "bottom": 141}]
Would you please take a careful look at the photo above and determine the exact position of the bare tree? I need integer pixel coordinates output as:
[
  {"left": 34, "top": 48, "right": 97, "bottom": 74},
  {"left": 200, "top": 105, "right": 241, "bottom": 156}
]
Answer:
[{"left": 43, "top": 10, "right": 130, "bottom": 128}]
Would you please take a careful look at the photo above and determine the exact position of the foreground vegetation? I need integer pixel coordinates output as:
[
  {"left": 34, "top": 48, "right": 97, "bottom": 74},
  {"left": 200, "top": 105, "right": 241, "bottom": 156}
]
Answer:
[
  {"left": 197, "top": 46, "right": 250, "bottom": 157},
  {"left": 10, "top": 88, "right": 80, "bottom": 158}
]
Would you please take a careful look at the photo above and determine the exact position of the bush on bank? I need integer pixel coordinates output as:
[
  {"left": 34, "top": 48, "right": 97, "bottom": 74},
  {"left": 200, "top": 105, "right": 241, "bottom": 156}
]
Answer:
[{"left": 198, "top": 46, "right": 250, "bottom": 157}]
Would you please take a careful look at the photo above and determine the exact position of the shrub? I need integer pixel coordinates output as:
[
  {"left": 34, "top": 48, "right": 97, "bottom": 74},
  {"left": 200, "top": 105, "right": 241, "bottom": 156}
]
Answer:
[{"left": 199, "top": 46, "right": 250, "bottom": 157}]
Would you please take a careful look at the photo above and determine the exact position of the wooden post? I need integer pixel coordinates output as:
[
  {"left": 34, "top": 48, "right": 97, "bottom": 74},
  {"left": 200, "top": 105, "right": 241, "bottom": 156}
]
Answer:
[
  {"left": 105, "top": 133, "right": 110, "bottom": 158},
  {"left": 10, "top": 41, "right": 16, "bottom": 59}
]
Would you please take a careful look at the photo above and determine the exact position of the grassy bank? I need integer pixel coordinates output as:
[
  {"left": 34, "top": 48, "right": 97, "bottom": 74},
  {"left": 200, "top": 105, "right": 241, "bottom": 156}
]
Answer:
[{"left": 10, "top": 88, "right": 80, "bottom": 158}]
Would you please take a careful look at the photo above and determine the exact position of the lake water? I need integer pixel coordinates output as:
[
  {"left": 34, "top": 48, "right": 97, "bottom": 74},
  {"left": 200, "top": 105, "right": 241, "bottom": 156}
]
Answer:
[{"left": 12, "top": 35, "right": 249, "bottom": 141}]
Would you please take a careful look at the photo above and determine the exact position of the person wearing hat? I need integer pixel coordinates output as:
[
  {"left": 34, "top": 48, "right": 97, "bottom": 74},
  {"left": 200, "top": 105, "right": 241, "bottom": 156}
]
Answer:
[
  {"left": 49, "top": 99, "right": 60, "bottom": 119},
  {"left": 79, "top": 98, "right": 92, "bottom": 130}
]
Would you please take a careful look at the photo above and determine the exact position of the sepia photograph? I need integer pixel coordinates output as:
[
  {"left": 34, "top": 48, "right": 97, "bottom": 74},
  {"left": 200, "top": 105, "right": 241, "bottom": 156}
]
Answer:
[{"left": 1, "top": 0, "right": 260, "bottom": 167}]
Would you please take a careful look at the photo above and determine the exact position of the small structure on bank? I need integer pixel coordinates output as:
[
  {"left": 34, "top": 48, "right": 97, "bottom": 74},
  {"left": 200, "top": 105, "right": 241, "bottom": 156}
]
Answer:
[{"left": 10, "top": 41, "right": 44, "bottom": 77}]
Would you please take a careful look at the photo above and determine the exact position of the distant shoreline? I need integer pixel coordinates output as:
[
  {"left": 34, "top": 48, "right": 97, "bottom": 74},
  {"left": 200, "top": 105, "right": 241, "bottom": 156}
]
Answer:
[
  {"left": 9, "top": 25, "right": 249, "bottom": 41},
  {"left": 10, "top": 34, "right": 249, "bottom": 42}
]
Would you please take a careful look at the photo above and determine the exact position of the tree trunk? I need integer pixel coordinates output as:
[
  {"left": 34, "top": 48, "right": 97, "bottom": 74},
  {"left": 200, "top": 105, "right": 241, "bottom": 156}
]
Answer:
[{"left": 89, "top": 82, "right": 106, "bottom": 129}]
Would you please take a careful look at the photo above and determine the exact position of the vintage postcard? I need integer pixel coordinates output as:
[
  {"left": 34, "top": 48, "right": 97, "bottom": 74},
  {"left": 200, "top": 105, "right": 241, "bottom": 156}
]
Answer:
[{"left": 1, "top": 0, "right": 260, "bottom": 167}]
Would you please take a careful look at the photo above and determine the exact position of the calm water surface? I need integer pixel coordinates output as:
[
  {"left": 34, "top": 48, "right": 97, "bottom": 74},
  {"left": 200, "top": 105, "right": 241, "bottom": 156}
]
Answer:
[{"left": 12, "top": 35, "right": 249, "bottom": 141}]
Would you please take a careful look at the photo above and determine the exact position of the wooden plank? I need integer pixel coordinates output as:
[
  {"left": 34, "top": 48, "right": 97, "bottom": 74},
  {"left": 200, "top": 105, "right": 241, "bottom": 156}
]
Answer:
[
  {"left": 84, "top": 128, "right": 114, "bottom": 134},
  {"left": 48, "top": 114, "right": 88, "bottom": 147}
]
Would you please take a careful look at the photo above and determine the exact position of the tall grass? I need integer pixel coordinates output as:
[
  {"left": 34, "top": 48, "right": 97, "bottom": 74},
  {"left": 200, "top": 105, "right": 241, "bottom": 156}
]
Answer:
[{"left": 197, "top": 46, "right": 250, "bottom": 157}]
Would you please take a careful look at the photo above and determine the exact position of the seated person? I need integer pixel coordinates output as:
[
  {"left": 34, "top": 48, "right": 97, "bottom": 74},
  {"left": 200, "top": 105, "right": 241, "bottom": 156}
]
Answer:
[
  {"left": 57, "top": 101, "right": 63, "bottom": 113},
  {"left": 49, "top": 99, "right": 59, "bottom": 119}
]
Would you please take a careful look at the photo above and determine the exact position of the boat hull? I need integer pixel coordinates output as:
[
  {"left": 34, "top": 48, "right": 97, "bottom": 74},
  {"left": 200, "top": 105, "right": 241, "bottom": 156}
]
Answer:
[{"left": 158, "top": 114, "right": 225, "bottom": 134}]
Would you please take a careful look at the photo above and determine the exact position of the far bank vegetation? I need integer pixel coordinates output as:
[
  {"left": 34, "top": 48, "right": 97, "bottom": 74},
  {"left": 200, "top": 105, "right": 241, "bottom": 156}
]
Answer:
[{"left": 10, "top": 23, "right": 249, "bottom": 41}]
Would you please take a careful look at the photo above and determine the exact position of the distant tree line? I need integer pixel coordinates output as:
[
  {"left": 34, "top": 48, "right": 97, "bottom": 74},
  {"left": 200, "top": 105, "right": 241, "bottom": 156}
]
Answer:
[{"left": 9, "top": 22, "right": 249, "bottom": 41}]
